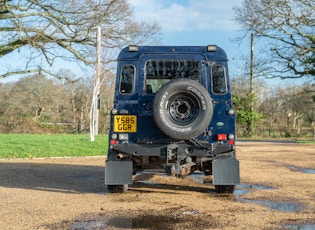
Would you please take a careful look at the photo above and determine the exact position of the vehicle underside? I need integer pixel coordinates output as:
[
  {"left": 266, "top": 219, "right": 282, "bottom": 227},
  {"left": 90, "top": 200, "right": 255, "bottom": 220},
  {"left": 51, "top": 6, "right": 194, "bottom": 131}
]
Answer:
[{"left": 106, "top": 140, "right": 239, "bottom": 193}]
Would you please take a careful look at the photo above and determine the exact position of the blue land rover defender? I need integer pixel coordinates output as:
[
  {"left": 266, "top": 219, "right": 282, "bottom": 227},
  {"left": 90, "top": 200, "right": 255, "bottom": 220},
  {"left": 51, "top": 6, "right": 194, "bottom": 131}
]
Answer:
[{"left": 105, "top": 45, "right": 240, "bottom": 193}]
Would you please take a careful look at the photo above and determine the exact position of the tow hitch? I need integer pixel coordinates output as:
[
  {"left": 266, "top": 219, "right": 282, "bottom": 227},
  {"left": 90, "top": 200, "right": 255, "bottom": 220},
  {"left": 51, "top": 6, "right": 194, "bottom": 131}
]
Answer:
[{"left": 165, "top": 162, "right": 196, "bottom": 177}]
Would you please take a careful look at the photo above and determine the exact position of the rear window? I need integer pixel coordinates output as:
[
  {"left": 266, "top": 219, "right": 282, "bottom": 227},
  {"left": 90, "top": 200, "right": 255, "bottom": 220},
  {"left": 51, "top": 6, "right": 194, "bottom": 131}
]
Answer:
[
  {"left": 145, "top": 60, "right": 201, "bottom": 94},
  {"left": 119, "top": 65, "right": 135, "bottom": 94},
  {"left": 211, "top": 65, "right": 226, "bottom": 94}
]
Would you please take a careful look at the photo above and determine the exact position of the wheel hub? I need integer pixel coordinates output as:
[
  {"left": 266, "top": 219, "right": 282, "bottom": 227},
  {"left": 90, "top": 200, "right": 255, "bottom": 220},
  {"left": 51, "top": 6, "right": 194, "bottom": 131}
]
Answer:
[{"left": 169, "top": 96, "right": 197, "bottom": 123}]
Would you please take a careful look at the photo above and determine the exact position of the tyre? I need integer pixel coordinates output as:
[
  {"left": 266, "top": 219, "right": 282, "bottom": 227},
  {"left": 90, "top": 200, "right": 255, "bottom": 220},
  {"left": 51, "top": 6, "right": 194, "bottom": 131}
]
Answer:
[
  {"left": 107, "top": 184, "right": 128, "bottom": 193},
  {"left": 215, "top": 185, "right": 235, "bottom": 194},
  {"left": 204, "top": 169, "right": 212, "bottom": 176},
  {"left": 153, "top": 79, "right": 213, "bottom": 140},
  {"left": 202, "top": 161, "right": 213, "bottom": 175}
]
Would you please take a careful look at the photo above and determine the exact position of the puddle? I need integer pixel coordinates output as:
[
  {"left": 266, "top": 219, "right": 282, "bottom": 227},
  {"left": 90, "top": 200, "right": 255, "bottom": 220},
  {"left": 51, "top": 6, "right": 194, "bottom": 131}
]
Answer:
[
  {"left": 235, "top": 184, "right": 303, "bottom": 212},
  {"left": 194, "top": 179, "right": 301, "bottom": 213},
  {"left": 234, "top": 189, "right": 250, "bottom": 196},
  {"left": 234, "top": 183, "right": 274, "bottom": 196},
  {"left": 284, "top": 224, "right": 315, "bottom": 230},
  {"left": 302, "top": 169, "right": 315, "bottom": 174},
  {"left": 286, "top": 165, "right": 315, "bottom": 174},
  {"left": 136, "top": 171, "right": 305, "bottom": 214},
  {"left": 71, "top": 219, "right": 108, "bottom": 229},
  {"left": 70, "top": 217, "right": 132, "bottom": 229},
  {"left": 135, "top": 169, "right": 166, "bottom": 177},
  {"left": 238, "top": 199, "right": 303, "bottom": 212},
  {"left": 188, "top": 172, "right": 205, "bottom": 183},
  {"left": 236, "top": 183, "right": 274, "bottom": 190},
  {"left": 182, "top": 210, "right": 200, "bottom": 215}
]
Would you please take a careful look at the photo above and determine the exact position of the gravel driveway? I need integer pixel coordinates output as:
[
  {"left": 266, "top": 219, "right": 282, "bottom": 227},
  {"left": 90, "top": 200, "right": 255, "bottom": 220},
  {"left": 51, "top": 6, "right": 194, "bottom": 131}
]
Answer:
[{"left": 0, "top": 142, "right": 314, "bottom": 229}]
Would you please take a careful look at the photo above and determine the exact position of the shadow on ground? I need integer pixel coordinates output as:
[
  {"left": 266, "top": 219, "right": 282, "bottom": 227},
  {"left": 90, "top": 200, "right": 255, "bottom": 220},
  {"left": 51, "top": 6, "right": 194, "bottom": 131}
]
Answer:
[
  {"left": 0, "top": 162, "right": 106, "bottom": 194},
  {"left": 0, "top": 162, "right": 216, "bottom": 195}
]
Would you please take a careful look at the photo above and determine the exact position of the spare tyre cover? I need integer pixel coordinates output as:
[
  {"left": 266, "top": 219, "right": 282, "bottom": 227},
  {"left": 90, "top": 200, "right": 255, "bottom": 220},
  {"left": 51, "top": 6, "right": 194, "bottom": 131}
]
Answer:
[{"left": 153, "top": 79, "right": 213, "bottom": 140}]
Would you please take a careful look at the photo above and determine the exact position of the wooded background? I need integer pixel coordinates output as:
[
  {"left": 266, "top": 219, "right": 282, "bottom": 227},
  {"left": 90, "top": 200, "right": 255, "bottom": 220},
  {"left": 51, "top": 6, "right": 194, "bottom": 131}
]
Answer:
[
  {"left": 0, "top": 73, "right": 314, "bottom": 138},
  {"left": 1, "top": 0, "right": 314, "bottom": 138}
]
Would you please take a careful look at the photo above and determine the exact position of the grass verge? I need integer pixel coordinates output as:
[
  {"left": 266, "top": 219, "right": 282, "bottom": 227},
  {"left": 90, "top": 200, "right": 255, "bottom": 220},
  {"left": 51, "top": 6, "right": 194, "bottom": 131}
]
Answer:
[
  {"left": 0, "top": 134, "right": 108, "bottom": 158},
  {"left": 297, "top": 140, "right": 315, "bottom": 144}
]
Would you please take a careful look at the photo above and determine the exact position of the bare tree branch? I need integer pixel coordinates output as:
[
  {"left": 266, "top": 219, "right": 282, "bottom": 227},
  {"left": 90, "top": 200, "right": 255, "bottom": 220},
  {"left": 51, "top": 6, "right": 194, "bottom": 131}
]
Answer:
[
  {"left": 0, "top": 0, "right": 160, "bottom": 79},
  {"left": 234, "top": 0, "right": 315, "bottom": 79}
]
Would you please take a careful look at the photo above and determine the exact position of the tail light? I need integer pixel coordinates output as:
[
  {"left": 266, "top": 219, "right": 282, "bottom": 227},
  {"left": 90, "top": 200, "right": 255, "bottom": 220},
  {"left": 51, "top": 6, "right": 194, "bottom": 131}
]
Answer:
[
  {"left": 217, "top": 133, "right": 235, "bottom": 142},
  {"left": 228, "top": 140, "right": 235, "bottom": 145},
  {"left": 217, "top": 134, "right": 227, "bottom": 141},
  {"left": 110, "top": 139, "right": 118, "bottom": 145}
]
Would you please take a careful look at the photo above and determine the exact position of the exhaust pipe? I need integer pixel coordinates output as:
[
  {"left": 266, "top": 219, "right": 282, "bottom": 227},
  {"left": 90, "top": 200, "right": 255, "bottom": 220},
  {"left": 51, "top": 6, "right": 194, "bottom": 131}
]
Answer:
[{"left": 116, "top": 153, "right": 128, "bottom": 160}]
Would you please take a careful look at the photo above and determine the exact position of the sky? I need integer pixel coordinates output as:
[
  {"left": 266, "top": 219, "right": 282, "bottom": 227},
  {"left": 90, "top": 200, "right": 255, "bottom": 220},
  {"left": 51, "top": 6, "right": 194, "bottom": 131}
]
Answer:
[
  {"left": 128, "top": 0, "right": 304, "bottom": 87},
  {"left": 0, "top": 0, "right": 304, "bottom": 87},
  {"left": 128, "top": 0, "right": 246, "bottom": 73},
  {"left": 129, "top": 0, "right": 244, "bottom": 54},
  {"left": 0, "top": 0, "right": 247, "bottom": 84}
]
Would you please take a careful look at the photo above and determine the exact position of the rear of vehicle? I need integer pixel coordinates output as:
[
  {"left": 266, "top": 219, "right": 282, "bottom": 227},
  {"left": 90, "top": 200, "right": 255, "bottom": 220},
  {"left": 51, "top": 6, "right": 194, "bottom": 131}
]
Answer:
[{"left": 105, "top": 45, "right": 240, "bottom": 193}]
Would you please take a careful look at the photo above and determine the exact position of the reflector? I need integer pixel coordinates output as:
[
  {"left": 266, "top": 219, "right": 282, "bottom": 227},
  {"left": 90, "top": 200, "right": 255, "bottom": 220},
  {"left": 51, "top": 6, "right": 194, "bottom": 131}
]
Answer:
[{"left": 228, "top": 140, "right": 235, "bottom": 145}]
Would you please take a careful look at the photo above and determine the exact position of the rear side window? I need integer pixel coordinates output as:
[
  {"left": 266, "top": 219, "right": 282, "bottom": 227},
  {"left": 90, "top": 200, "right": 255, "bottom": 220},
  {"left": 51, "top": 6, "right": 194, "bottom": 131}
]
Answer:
[
  {"left": 211, "top": 65, "right": 226, "bottom": 94},
  {"left": 120, "top": 65, "right": 135, "bottom": 94},
  {"left": 145, "top": 60, "right": 201, "bottom": 94}
]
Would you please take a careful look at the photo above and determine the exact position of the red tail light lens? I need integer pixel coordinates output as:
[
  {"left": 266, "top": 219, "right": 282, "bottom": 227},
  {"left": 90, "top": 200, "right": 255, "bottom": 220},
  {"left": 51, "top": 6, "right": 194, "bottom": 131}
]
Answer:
[
  {"left": 110, "top": 139, "right": 118, "bottom": 145},
  {"left": 228, "top": 140, "right": 235, "bottom": 145},
  {"left": 217, "top": 134, "right": 227, "bottom": 141}
]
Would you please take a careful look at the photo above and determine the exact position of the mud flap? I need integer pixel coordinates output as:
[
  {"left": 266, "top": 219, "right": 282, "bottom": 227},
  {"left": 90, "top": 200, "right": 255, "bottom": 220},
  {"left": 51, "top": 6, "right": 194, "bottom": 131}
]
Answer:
[
  {"left": 212, "top": 155, "right": 240, "bottom": 185},
  {"left": 105, "top": 160, "right": 133, "bottom": 185}
]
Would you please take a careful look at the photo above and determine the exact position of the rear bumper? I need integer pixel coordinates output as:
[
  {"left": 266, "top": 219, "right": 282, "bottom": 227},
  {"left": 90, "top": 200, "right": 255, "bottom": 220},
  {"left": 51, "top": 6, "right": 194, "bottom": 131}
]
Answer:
[
  {"left": 105, "top": 143, "right": 240, "bottom": 186},
  {"left": 110, "top": 141, "right": 234, "bottom": 157}
]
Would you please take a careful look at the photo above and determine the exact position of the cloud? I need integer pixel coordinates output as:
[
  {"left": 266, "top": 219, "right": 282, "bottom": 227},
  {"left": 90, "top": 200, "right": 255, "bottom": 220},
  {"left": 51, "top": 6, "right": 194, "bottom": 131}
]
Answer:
[{"left": 128, "top": 0, "right": 242, "bottom": 32}]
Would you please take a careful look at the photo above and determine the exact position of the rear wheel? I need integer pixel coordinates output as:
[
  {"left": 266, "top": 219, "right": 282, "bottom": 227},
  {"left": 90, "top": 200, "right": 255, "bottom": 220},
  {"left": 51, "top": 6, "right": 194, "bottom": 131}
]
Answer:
[
  {"left": 215, "top": 185, "right": 235, "bottom": 194},
  {"left": 107, "top": 184, "right": 128, "bottom": 193},
  {"left": 202, "top": 161, "right": 212, "bottom": 175}
]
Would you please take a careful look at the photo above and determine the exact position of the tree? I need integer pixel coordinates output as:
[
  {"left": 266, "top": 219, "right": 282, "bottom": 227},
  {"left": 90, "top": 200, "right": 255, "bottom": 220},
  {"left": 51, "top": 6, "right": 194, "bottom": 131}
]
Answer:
[
  {"left": 71, "top": 78, "right": 93, "bottom": 132},
  {"left": 231, "top": 50, "right": 268, "bottom": 137},
  {"left": 231, "top": 77, "right": 264, "bottom": 137},
  {"left": 0, "top": 82, "right": 11, "bottom": 117},
  {"left": 258, "top": 83, "right": 315, "bottom": 137},
  {"left": 234, "top": 0, "right": 315, "bottom": 79},
  {"left": 0, "top": 0, "right": 160, "bottom": 79},
  {"left": 290, "top": 84, "right": 315, "bottom": 130},
  {"left": 7, "top": 74, "right": 64, "bottom": 121}
]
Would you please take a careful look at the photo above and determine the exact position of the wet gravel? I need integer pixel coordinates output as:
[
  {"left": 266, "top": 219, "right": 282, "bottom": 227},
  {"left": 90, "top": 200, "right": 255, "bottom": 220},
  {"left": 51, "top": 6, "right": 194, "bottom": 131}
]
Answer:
[{"left": 0, "top": 142, "right": 314, "bottom": 229}]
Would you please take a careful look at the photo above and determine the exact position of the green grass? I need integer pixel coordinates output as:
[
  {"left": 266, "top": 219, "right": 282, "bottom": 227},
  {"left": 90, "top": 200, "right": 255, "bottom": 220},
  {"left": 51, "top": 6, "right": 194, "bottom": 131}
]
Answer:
[
  {"left": 297, "top": 140, "right": 315, "bottom": 144},
  {"left": 0, "top": 134, "right": 108, "bottom": 158}
]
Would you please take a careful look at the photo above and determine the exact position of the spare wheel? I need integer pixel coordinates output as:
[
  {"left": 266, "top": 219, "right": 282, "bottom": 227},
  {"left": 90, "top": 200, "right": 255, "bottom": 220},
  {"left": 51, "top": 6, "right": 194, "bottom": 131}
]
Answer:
[{"left": 153, "top": 79, "right": 213, "bottom": 140}]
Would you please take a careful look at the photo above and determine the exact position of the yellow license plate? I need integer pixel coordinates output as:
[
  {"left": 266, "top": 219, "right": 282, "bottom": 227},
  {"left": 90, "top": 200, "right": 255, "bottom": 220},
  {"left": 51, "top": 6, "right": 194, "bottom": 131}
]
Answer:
[{"left": 114, "top": 115, "right": 137, "bottom": 132}]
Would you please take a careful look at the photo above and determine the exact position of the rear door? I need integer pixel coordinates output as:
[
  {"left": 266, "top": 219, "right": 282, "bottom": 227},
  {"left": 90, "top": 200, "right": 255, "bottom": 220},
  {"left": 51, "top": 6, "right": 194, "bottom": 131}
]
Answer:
[{"left": 137, "top": 54, "right": 208, "bottom": 143}]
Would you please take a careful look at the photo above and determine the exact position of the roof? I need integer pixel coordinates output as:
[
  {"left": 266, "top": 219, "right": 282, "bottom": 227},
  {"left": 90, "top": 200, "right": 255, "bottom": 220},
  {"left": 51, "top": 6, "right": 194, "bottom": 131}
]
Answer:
[{"left": 117, "top": 45, "right": 228, "bottom": 61}]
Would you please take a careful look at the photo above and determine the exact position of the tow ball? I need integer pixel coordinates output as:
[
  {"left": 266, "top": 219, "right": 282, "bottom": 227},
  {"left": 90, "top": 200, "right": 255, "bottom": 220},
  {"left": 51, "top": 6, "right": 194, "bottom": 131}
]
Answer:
[{"left": 165, "top": 162, "right": 196, "bottom": 177}]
